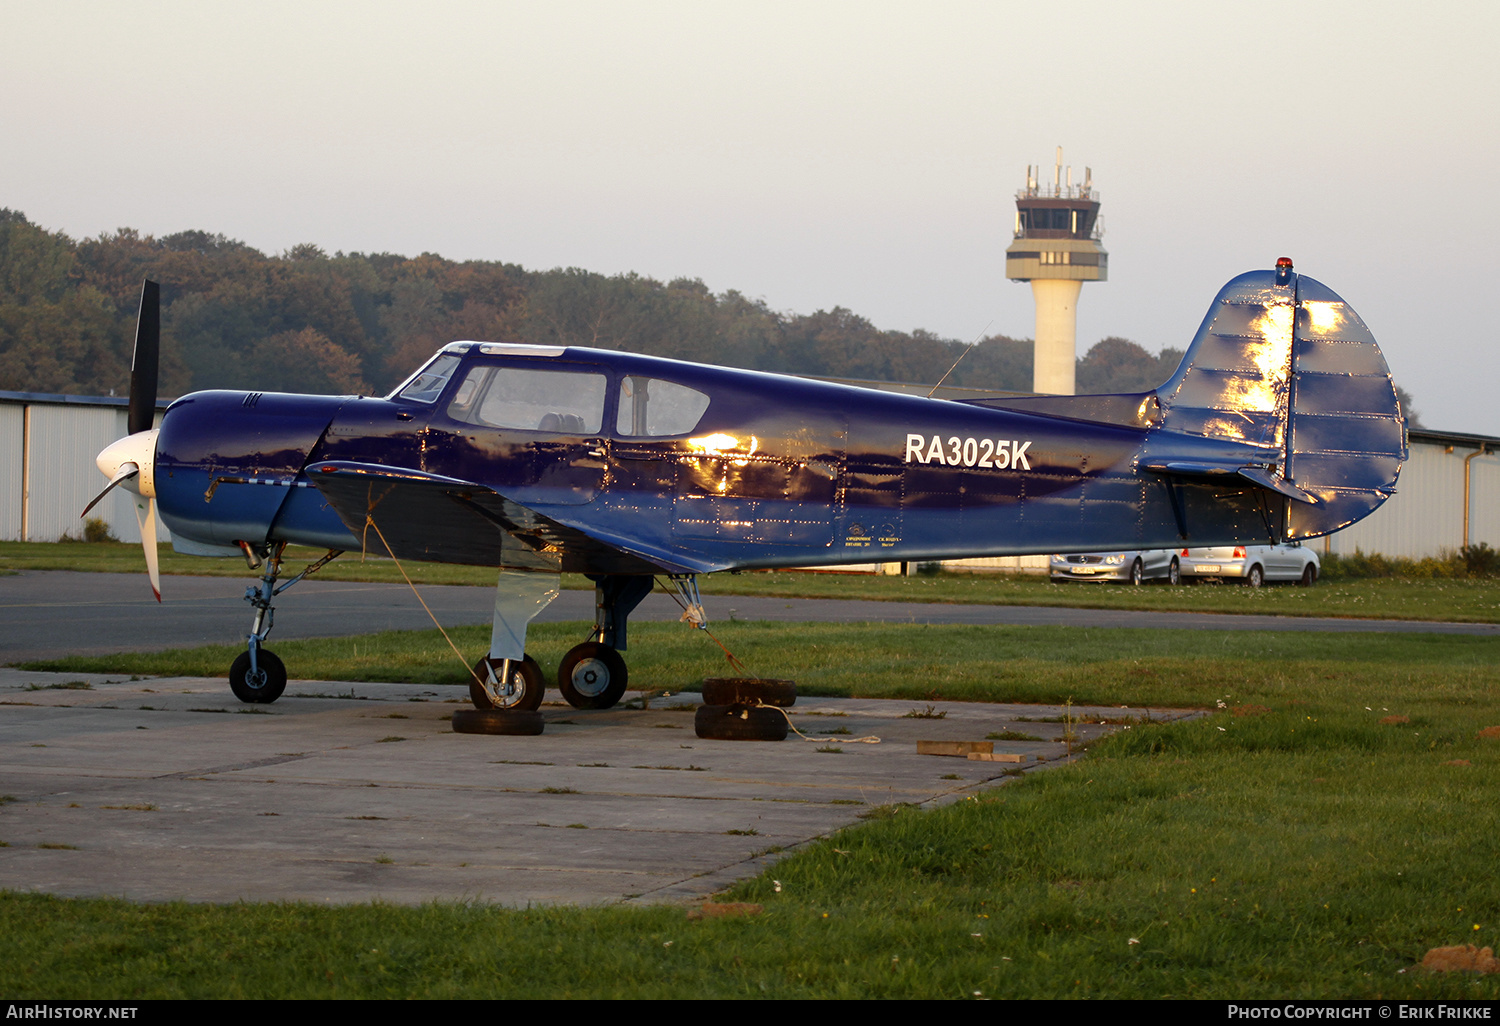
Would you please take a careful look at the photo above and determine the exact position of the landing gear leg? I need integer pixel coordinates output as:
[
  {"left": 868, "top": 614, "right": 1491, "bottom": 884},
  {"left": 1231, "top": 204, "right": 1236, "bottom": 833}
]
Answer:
[
  {"left": 557, "top": 575, "right": 652, "bottom": 709},
  {"left": 467, "top": 569, "right": 559, "bottom": 711},
  {"left": 230, "top": 543, "right": 341, "bottom": 703}
]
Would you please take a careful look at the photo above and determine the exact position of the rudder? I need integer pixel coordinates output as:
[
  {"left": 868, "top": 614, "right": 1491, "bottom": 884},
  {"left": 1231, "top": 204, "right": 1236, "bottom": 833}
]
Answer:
[{"left": 1150, "top": 264, "right": 1406, "bottom": 538}]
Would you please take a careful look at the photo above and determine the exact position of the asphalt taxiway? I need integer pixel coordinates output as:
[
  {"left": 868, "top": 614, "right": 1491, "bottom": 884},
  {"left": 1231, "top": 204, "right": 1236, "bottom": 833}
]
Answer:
[{"left": 1, "top": 570, "right": 1493, "bottom": 664}]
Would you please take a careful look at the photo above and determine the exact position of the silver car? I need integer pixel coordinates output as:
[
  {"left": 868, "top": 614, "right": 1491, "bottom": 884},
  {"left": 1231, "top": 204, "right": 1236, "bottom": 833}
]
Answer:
[
  {"left": 1050, "top": 550, "right": 1181, "bottom": 586},
  {"left": 1178, "top": 542, "right": 1320, "bottom": 587}
]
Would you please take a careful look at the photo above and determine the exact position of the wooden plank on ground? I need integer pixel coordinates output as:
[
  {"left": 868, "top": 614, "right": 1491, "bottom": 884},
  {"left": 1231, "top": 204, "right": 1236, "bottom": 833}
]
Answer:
[{"left": 917, "top": 740, "right": 993, "bottom": 757}]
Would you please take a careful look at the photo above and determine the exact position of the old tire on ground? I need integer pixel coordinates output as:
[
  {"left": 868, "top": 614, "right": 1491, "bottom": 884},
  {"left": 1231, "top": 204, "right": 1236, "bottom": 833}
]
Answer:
[
  {"left": 557, "top": 642, "right": 628, "bottom": 709},
  {"left": 701, "top": 677, "right": 798, "bottom": 708},
  {"left": 229, "top": 649, "right": 287, "bottom": 704},
  {"left": 452, "top": 709, "right": 546, "bottom": 736},
  {"left": 695, "top": 703, "right": 790, "bottom": 741},
  {"left": 468, "top": 654, "right": 546, "bottom": 711}
]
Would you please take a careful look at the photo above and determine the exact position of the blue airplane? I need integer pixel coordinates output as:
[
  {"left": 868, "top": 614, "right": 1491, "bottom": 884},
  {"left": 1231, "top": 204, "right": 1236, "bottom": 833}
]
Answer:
[{"left": 86, "top": 259, "right": 1405, "bottom": 735}]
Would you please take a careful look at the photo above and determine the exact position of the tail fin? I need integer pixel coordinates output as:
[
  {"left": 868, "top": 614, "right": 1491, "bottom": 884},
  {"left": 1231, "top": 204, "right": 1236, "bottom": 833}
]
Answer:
[
  {"left": 1145, "top": 264, "right": 1406, "bottom": 537},
  {"left": 960, "top": 263, "right": 1407, "bottom": 540}
]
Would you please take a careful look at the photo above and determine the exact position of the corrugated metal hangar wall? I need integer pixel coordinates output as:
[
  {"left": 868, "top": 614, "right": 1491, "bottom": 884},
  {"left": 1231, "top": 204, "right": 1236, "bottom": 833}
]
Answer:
[
  {"left": 0, "top": 393, "right": 168, "bottom": 545},
  {"left": 1322, "top": 430, "right": 1500, "bottom": 558},
  {"left": 0, "top": 392, "right": 1494, "bottom": 560}
]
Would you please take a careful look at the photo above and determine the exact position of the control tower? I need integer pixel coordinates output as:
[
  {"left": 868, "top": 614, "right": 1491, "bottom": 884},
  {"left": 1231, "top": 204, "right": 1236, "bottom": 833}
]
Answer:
[{"left": 1005, "top": 148, "right": 1107, "bottom": 394}]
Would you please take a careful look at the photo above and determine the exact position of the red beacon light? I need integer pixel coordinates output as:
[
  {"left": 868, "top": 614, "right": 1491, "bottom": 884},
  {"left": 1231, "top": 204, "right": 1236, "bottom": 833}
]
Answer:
[{"left": 1275, "top": 256, "right": 1294, "bottom": 287}]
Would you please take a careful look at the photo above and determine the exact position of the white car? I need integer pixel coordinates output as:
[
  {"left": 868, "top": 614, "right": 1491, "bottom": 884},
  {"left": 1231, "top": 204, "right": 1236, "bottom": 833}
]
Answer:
[
  {"left": 1178, "top": 542, "right": 1320, "bottom": 587},
  {"left": 1050, "top": 550, "right": 1180, "bottom": 586}
]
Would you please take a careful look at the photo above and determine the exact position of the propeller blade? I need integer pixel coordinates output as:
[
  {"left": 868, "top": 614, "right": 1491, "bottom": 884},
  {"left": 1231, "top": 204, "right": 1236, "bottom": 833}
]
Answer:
[
  {"left": 80, "top": 462, "right": 139, "bottom": 519},
  {"left": 128, "top": 280, "right": 160, "bottom": 436},
  {"left": 134, "top": 495, "right": 161, "bottom": 603}
]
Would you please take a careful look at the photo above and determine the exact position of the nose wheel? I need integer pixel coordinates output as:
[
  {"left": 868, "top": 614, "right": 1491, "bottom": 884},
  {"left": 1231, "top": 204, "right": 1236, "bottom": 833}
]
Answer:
[
  {"left": 229, "top": 649, "right": 286, "bottom": 704},
  {"left": 558, "top": 642, "right": 628, "bottom": 709}
]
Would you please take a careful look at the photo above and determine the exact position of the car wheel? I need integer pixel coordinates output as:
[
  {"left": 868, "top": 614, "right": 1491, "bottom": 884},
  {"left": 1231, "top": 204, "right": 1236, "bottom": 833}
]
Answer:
[
  {"left": 702, "top": 678, "right": 797, "bottom": 707},
  {"left": 1299, "top": 564, "right": 1317, "bottom": 588},
  {"left": 694, "top": 704, "right": 789, "bottom": 741},
  {"left": 1129, "top": 559, "right": 1144, "bottom": 586},
  {"left": 1168, "top": 558, "right": 1181, "bottom": 586},
  {"left": 452, "top": 709, "right": 545, "bottom": 736},
  {"left": 1246, "top": 564, "right": 1264, "bottom": 588}
]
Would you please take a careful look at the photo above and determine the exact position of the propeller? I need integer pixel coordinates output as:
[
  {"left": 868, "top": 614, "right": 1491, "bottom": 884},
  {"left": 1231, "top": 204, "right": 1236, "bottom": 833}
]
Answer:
[{"left": 82, "top": 280, "right": 162, "bottom": 601}]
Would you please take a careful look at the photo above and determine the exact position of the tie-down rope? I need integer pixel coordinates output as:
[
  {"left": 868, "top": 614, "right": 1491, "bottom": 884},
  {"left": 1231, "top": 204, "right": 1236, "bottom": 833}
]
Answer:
[{"left": 364, "top": 514, "right": 487, "bottom": 689}]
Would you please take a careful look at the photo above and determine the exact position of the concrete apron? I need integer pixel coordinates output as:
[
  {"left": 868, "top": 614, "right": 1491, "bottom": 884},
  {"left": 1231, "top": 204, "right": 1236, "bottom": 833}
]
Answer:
[{"left": 0, "top": 669, "right": 1200, "bottom": 907}]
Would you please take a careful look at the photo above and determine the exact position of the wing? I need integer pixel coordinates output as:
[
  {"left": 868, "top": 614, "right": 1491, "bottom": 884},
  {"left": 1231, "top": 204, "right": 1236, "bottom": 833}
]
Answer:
[{"left": 309, "top": 462, "right": 719, "bottom": 575}]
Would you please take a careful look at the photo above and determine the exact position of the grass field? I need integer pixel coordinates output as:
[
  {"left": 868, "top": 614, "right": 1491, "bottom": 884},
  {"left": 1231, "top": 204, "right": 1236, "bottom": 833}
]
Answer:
[
  {"left": 6, "top": 622, "right": 1500, "bottom": 998},
  {"left": 5, "top": 540, "right": 1500, "bottom": 623},
  {"left": 17, "top": 618, "right": 1500, "bottom": 708}
]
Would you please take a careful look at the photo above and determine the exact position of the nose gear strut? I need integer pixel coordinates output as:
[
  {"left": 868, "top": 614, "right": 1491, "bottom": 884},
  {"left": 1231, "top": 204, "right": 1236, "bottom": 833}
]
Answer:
[{"left": 230, "top": 542, "right": 342, "bottom": 703}]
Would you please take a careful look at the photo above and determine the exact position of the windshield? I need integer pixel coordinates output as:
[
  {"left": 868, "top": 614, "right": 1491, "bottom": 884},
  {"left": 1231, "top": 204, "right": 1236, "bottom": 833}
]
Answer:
[{"left": 391, "top": 354, "right": 461, "bottom": 403}]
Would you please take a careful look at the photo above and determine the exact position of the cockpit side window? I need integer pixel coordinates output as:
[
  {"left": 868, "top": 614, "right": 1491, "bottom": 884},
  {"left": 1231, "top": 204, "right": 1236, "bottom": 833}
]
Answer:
[
  {"left": 616, "top": 376, "right": 711, "bottom": 437},
  {"left": 394, "top": 354, "right": 461, "bottom": 403},
  {"left": 447, "top": 365, "right": 607, "bottom": 433}
]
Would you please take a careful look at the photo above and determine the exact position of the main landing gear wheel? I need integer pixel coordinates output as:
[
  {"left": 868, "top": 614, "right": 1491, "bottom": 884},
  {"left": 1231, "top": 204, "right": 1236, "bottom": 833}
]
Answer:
[
  {"left": 695, "top": 704, "right": 789, "bottom": 742},
  {"left": 229, "top": 649, "right": 286, "bottom": 704},
  {"left": 701, "top": 678, "right": 797, "bottom": 708},
  {"left": 557, "top": 642, "right": 628, "bottom": 709},
  {"left": 452, "top": 709, "right": 545, "bottom": 736},
  {"left": 468, "top": 654, "right": 546, "bottom": 711}
]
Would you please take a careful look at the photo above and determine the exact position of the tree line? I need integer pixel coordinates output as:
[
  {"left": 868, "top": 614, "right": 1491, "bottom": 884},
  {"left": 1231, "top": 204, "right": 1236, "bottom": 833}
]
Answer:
[{"left": 0, "top": 208, "right": 1262, "bottom": 409}]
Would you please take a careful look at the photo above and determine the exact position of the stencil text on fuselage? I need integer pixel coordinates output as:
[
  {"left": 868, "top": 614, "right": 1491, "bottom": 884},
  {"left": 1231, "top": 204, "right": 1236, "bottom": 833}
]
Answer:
[{"left": 903, "top": 434, "right": 1032, "bottom": 469}]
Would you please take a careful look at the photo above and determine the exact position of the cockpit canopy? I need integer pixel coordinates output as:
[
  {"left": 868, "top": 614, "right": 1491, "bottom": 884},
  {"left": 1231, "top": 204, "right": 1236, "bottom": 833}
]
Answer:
[{"left": 392, "top": 344, "right": 712, "bottom": 438}]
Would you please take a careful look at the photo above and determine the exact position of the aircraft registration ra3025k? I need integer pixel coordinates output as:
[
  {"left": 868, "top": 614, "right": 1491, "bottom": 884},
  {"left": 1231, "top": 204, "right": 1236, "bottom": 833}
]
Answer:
[{"left": 86, "top": 259, "right": 1405, "bottom": 738}]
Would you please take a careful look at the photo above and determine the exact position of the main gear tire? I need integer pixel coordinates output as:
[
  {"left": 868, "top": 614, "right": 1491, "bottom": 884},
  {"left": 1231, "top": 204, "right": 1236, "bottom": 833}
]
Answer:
[
  {"left": 557, "top": 643, "right": 628, "bottom": 709},
  {"left": 452, "top": 709, "right": 546, "bottom": 736},
  {"left": 468, "top": 654, "right": 546, "bottom": 711},
  {"left": 229, "top": 649, "right": 287, "bottom": 704},
  {"left": 701, "top": 677, "right": 797, "bottom": 708},
  {"left": 694, "top": 704, "right": 790, "bottom": 742}
]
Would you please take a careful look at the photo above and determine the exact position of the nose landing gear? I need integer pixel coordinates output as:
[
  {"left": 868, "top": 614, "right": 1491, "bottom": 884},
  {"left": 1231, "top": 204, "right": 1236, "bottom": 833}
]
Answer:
[{"left": 229, "top": 542, "right": 342, "bottom": 704}]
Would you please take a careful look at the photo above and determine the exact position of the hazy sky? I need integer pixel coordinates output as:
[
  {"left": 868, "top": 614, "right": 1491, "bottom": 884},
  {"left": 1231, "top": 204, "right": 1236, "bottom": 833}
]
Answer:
[{"left": 5, "top": 1, "right": 1497, "bottom": 433}]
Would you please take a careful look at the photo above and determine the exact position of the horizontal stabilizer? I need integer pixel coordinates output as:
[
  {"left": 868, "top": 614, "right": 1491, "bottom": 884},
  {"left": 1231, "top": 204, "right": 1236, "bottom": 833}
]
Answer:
[
  {"left": 1236, "top": 466, "right": 1320, "bottom": 505},
  {"left": 1142, "top": 459, "right": 1320, "bottom": 504}
]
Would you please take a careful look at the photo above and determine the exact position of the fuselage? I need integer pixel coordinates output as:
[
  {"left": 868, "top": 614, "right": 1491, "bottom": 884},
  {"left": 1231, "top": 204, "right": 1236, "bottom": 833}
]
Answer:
[{"left": 152, "top": 342, "right": 1326, "bottom": 572}]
